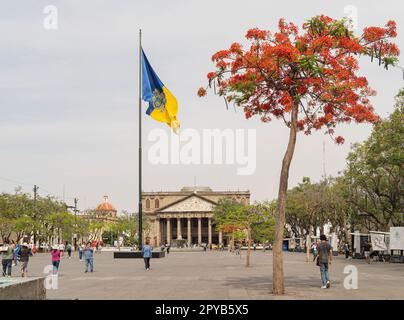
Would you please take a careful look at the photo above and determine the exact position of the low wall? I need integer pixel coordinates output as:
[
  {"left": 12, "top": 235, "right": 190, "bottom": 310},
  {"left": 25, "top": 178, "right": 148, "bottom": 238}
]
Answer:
[
  {"left": 0, "top": 277, "right": 46, "bottom": 300},
  {"left": 114, "top": 251, "right": 165, "bottom": 258}
]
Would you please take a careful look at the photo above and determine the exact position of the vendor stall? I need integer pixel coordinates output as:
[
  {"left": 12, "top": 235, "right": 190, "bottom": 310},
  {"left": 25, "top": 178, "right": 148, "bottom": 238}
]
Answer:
[
  {"left": 389, "top": 227, "right": 404, "bottom": 263},
  {"left": 351, "top": 227, "right": 404, "bottom": 263},
  {"left": 350, "top": 231, "right": 371, "bottom": 259}
]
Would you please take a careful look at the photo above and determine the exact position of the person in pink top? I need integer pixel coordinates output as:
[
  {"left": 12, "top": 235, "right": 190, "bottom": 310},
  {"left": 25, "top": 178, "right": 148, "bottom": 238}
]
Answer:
[{"left": 51, "top": 245, "right": 61, "bottom": 274}]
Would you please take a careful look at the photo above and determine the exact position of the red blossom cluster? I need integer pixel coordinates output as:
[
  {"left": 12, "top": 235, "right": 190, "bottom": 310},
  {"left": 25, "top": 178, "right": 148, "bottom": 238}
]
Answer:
[
  {"left": 198, "top": 15, "right": 399, "bottom": 143},
  {"left": 197, "top": 87, "right": 207, "bottom": 97}
]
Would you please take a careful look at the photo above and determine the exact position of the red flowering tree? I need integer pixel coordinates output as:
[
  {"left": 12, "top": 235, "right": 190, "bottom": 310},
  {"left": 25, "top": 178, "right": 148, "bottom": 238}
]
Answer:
[{"left": 198, "top": 15, "right": 399, "bottom": 294}]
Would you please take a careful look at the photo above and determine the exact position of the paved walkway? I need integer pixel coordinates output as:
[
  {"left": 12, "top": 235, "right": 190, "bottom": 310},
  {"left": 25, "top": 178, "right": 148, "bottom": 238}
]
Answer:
[{"left": 5, "top": 250, "right": 404, "bottom": 299}]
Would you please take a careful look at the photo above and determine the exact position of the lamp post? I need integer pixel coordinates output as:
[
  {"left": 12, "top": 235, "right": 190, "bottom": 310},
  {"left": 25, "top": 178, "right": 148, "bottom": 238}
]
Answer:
[{"left": 67, "top": 198, "right": 79, "bottom": 250}]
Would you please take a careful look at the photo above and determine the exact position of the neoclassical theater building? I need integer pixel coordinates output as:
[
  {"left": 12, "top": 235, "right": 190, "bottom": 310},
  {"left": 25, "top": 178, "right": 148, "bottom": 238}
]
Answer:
[{"left": 143, "top": 186, "right": 250, "bottom": 247}]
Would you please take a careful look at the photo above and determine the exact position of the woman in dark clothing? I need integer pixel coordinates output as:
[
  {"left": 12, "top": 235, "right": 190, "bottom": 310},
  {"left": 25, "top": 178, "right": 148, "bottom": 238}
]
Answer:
[{"left": 18, "top": 243, "right": 32, "bottom": 277}]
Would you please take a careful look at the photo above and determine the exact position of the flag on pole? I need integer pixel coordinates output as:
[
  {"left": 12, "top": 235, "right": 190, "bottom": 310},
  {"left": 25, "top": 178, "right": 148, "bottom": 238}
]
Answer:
[{"left": 141, "top": 49, "right": 180, "bottom": 133}]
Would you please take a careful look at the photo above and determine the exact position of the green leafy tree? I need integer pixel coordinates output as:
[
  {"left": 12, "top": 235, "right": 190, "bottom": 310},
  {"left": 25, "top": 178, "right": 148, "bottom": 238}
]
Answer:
[
  {"left": 285, "top": 177, "right": 330, "bottom": 260},
  {"left": 105, "top": 213, "right": 136, "bottom": 248},
  {"left": 213, "top": 199, "right": 244, "bottom": 252},
  {"left": 44, "top": 212, "right": 77, "bottom": 244},
  {"left": 214, "top": 199, "right": 275, "bottom": 267},
  {"left": 344, "top": 89, "right": 404, "bottom": 230},
  {"left": 199, "top": 15, "right": 399, "bottom": 294},
  {"left": 251, "top": 202, "right": 276, "bottom": 244}
]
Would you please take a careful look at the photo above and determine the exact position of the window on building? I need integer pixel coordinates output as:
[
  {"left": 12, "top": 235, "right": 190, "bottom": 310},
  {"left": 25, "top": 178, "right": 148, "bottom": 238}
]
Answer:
[
  {"left": 155, "top": 199, "right": 159, "bottom": 208},
  {"left": 146, "top": 199, "right": 150, "bottom": 209}
]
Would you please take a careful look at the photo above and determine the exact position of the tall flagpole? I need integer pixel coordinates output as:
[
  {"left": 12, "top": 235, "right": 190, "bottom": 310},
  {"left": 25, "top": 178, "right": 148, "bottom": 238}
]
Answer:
[{"left": 138, "top": 29, "right": 143, "bottom": 250}]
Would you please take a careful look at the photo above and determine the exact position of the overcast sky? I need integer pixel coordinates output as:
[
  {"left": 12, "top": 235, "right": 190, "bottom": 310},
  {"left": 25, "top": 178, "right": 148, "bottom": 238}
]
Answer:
[{"left": 0, "top": 0, "right": 403, "bottom": 213}]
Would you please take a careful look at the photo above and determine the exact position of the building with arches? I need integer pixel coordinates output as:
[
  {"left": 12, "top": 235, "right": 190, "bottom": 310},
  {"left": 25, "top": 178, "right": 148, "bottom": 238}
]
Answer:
[{"left": 142, "top": 186, "right": 250, "bottom": 247}]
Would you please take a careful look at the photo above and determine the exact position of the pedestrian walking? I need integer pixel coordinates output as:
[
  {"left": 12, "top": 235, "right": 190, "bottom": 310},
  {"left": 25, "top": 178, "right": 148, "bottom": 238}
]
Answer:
[
  {"left": 18, "top": 243, "right": 32, "bottom": 277},
  {"left": 344, "top": 242, "right": 350, "bottom": 259},
  {"left": 1, "top": 239, "right": 14, "bottom": 277},
  {"left": 32, "top": 243, "right": 37, "bottom": 255},
  {"left": 84, "top": 242, "right": 94, "bottom": 273},
  {"left": 364, "top": 242, "right": 372, "bottom": 264},
  {"left": 59, "top": 243, "right": 65, "bottom": 257},
  {"left": 312, "top": 242, "right": 317, "bottom": 259},
  {"left": 314, "top": 234, "right": 332, "bottom": 289},
  {"left": 78, "top": 243, "right": 84, "bottom": 261},
  {"left": 142, "top": 239, "right": 153, "bottom": 270},
  {"left": 51, "top": 245, "right": 61, "bottom": 274},
  {"left": 14, "top": 242, "right": 20, "bottom": 266},
  {"left": 66, "top": 243, "right": 72, "bottom": 259},
  {"left": 236, "top": 243, "right": 241, "bottom": 255},
  {"left": 165, "top": 241, "right": 170, "bottom": 254}
]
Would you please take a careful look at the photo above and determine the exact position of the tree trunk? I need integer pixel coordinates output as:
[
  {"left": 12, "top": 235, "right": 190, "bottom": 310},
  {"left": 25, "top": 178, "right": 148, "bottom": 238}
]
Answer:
[
  {"left": 273, "top": 101, "right": 298, "bottom": 295},
  {"left": 344, "top": 212, "right": 350, "bottom": 246},
  {"left": 246, "top": 228, "right": 251, "bottom": 267},
  {"left": 306, "top": 226, "right": 312, "bottom": 262}
]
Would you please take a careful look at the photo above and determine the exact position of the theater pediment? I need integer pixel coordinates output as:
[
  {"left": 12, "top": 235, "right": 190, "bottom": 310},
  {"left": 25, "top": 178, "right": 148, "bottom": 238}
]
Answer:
[{"left": 158, "top": 194, "right": 216, "bottom": 213}]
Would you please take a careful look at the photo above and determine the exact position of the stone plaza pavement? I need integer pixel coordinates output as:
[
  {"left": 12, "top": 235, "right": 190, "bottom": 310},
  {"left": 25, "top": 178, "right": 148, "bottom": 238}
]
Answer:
[{"left": 7, "top": 250, "right": 404, "bottom": 300}]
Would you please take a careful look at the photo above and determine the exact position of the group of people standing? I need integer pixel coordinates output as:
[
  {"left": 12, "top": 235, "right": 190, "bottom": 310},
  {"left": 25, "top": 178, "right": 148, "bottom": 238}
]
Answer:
[
  {"left": 1, "top": 239, "right": 33, "bottom": 277},
  {"left": 160, "top": 241, "right": 171, "bottom": 254},
  {"left": 1, "top": 238, "right": 98, "bottom": 278},
  {"left": 51, "top": 242, "right": 96, "bottom": 274}
]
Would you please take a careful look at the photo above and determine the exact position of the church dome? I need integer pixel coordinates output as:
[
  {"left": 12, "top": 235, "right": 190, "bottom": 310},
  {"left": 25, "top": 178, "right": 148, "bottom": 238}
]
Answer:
[{"left": 96, "top": 196, "right": 116, "bottom": 212}]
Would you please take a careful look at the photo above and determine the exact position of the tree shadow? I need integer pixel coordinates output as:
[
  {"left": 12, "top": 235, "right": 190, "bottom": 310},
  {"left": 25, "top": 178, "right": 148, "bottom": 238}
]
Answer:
[{"left": 222, "top": 275, "right": 342, "bottom": 293}]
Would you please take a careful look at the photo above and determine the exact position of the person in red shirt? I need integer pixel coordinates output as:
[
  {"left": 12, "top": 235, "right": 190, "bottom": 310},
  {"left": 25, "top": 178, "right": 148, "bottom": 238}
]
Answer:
[{"left": 51, "top": 246, "right": 61, "bottom": 275}]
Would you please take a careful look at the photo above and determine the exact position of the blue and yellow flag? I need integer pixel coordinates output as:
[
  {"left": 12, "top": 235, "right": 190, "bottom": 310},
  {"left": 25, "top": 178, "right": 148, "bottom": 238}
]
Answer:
[{"left": 141, "top": 49, "right": 180, "bottom": 133}]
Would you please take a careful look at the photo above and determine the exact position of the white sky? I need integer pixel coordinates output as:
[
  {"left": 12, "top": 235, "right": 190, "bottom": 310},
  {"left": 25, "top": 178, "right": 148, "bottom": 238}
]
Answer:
[{"left": 0, "top": 0, "right": 403, "bottom": 213}]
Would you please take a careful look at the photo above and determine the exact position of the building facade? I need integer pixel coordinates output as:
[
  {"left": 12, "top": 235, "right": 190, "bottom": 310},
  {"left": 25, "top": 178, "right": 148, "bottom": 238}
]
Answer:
[{"left": 143, "top": 186, "right": 250, "bottom": 247}]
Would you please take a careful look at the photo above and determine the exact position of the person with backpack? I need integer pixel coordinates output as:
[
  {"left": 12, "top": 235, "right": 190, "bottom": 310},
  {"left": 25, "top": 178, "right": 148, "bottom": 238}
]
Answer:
[
  {"left": 66, "top": 243, "right": 72, "bottom": 259},
  {"left": 314, "top": 234, "right": 333, "bottom": 289},
  {"left": 18, "top": 243, "right": 32, "bottom": 277}
]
